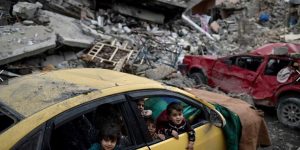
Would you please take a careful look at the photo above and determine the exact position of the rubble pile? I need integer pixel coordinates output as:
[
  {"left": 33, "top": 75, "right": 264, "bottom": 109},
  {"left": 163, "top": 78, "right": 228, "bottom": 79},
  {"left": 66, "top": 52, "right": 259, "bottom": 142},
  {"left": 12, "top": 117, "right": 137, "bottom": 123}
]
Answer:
[
  {"left": 79, "top": 8, "right": 210, "bottom": 72},
  {"left": 192, "top": 0, "right": 292, "bottom": 55},
  {"left": 0, "top": 1, "right": 16, "bottom": 26},
  {"left": 1, "top": 0, "right": 300, "bottom": 88}
]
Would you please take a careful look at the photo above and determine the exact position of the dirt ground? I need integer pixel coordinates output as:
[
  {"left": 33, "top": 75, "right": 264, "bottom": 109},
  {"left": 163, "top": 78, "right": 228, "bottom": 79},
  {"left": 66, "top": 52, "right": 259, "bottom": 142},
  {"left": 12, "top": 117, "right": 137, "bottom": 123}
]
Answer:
[{"left": 258, "top": 106, "right": 300, "bottom": 150}]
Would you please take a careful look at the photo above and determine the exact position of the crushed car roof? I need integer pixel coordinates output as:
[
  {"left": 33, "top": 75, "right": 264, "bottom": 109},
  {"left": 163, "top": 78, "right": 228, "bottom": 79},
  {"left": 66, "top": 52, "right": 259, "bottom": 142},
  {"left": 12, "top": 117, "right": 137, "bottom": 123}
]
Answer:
[
  {"left": 250, "top": 43, "right": 300, "bottom": 56},
  {"left": 0, "top": 68, "right": 163, "bottom": 117}
]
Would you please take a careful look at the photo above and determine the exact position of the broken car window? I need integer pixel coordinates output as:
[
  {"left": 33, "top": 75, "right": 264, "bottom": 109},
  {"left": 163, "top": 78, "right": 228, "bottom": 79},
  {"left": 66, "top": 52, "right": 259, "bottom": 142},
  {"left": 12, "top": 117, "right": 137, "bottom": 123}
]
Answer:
[
  {"left": 264, "top": 58, "right": 292, "bottom": 76},
  {"left": 229, "top": 56, "right": 263, "bottom": 72},
  {"left": 49, "top": 103, "right": 133, "bottom": 150}
]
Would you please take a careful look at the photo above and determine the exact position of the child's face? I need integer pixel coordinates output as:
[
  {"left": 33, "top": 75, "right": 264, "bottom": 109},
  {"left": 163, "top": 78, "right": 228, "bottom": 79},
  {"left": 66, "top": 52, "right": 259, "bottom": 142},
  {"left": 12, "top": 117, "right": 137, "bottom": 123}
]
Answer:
[
  {"left": 137, "top": 100, "right": 145, "bottom": 111},
  {"left": 169, "top": 110, "right": 184, "bottom": 125},
  {"left": 148, "top": 122, "right": 156, "bottom": 136},
  {"left": 101, "top": 138, "right": 117, "bottom": 150}
]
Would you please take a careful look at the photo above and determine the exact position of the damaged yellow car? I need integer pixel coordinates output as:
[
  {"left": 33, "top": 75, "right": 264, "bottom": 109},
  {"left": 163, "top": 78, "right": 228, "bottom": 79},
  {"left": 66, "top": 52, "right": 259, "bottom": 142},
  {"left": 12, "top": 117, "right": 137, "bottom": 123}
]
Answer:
[{"left": 0, "top": 69, "right": 226, "bottom": 150}]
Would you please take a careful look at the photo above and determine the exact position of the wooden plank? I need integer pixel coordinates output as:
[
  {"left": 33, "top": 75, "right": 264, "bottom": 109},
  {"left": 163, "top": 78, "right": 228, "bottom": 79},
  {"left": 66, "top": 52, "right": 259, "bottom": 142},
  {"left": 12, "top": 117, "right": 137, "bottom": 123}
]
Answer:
[
  {"left": 109, "top": 47, "right": 119, "bottom": 61},
  {"left": 113, "top": 56, "right": 127, "bottom": 71}
]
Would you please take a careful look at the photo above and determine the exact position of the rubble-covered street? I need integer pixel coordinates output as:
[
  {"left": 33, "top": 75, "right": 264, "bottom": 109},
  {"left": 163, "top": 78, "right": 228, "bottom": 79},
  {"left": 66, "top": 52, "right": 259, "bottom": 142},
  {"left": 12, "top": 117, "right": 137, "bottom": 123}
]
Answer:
[{"left": 1, "top": 0, "right": 300, "bottom": 149}]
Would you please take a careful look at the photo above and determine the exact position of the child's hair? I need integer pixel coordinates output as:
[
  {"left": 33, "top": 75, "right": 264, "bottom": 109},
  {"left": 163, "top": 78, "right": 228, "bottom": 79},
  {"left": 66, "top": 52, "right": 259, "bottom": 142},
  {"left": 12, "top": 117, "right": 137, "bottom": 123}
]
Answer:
[
  {"left": 166, "top": 102, "right": 183, "bottom": 115},
  {"left": 100, "top": 123, "right": 121, "bottom": 142},
  {"left": 145, "top": 117, "right": 155, "bottom": 126}
]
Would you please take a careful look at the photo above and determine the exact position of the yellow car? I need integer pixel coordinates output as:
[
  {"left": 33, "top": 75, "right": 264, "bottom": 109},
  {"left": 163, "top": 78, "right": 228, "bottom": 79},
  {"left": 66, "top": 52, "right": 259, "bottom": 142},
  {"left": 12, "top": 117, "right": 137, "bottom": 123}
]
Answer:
[{"left": 0, "top": 68, "right": 226, "bottom": 150}]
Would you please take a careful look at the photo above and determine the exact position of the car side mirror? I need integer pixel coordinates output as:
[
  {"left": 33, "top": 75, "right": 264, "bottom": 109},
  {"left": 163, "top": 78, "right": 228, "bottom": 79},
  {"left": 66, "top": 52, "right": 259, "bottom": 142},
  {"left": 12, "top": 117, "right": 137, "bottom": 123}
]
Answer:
[{"left": 210, "top": 109, "right": 226, "bottom": 128}]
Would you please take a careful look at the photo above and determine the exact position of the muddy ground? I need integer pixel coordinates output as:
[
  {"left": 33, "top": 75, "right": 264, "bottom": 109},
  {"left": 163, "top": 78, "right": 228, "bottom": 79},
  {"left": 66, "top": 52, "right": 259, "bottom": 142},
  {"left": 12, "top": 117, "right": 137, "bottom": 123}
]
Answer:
[{"left": 258, "top": 106, "right": 300, "bottom": 150}]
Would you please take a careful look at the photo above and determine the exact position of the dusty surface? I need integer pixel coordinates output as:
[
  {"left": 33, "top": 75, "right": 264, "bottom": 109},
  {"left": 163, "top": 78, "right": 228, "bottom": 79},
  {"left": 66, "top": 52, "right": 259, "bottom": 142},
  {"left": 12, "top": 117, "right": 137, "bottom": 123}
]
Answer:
[
  {"left": 45, "top": 10, "right": 95, "bottom": 48},
  {"left": 258, "top": 106, "right": 300, "bottom": 150},
  {"left": 0, "top": 24, "right": 56, "bottom": 65},
  {"left": 0, "top": 75, "right": 96, "bottom": 117}
]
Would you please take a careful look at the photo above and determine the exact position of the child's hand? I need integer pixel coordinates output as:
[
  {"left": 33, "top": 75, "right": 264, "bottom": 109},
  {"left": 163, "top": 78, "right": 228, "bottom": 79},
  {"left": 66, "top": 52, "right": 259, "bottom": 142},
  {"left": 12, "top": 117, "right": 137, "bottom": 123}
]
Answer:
[
  {"left": 171, "top": 130, "right": 179, "bottom": 139},
  {"left": 143, "top": 110, "right": 152, "bottom": 117},
  {"left": 157, "top": 133, "right": 165, "bottom": 140},
  {"left": 186, "top": 141, "right": 194, "bottom": 150}
]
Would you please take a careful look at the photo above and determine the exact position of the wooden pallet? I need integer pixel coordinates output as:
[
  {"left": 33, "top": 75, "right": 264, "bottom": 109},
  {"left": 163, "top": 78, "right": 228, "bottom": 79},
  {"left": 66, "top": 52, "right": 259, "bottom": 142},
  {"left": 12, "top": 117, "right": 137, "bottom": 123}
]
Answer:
[{"left": 87, "top": 40, "right": 137, "bottom": 70}]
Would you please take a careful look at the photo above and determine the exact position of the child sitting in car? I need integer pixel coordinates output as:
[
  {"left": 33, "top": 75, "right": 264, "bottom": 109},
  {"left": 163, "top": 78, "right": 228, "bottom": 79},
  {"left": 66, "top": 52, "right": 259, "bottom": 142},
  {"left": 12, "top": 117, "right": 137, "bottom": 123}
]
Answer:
[
  {"left": 145, "top": 117, "right": 166, "bottom": 140},
  {"left": 158, "top": 102, "right": 195, "bottom": 150},
  {"left": 89, "top": 123, "right": 121, "bottom": 150},
  {"left": 137, "top": 98, "right": 152, "bottom": 118}
]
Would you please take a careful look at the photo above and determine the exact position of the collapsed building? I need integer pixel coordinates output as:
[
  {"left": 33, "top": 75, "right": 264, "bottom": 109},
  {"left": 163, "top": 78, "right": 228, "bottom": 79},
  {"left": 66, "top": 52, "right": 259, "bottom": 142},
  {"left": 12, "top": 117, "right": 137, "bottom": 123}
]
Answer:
[{"left": 0, "top": 0, "right": 300, "bottom": 89}]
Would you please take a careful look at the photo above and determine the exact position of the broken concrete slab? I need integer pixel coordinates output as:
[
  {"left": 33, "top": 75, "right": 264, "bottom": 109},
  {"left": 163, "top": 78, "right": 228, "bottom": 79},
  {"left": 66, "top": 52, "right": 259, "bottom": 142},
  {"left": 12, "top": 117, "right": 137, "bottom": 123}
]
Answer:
[
  {"left": 145, "top": 64, "right": 176, "bottom": 80},
  {"left": 113, "top": 4, "right": 165, "bottom": 24},
  {"left": 0, "top": 24, "right": 56, "bottom": 65},
  {"left": 12, "top": 2, "right": 43, "bottom": 20},
  {"left": 44, "top": 10, "right": 95, "bottom": 48},
  {"left": 41, "top": 0, "right": 94, "bottom": 19}
]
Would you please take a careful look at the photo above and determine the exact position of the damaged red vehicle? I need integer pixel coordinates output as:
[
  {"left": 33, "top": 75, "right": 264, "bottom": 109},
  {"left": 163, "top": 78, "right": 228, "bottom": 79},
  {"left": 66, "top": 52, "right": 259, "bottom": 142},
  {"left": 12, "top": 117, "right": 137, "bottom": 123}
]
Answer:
[{"left": 180, "top": 43, "right": 300, "bottom": 128}]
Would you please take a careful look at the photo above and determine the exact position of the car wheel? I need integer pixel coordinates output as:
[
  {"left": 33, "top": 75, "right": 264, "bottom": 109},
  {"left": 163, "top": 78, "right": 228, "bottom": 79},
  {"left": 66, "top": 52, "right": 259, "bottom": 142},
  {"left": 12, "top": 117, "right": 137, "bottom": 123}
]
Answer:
[
  {"left": 190, "top": 72, "right": 207, "bottom": 85},
  {"left": 277, "top": 95, "right": 300, "bottom": 129}
]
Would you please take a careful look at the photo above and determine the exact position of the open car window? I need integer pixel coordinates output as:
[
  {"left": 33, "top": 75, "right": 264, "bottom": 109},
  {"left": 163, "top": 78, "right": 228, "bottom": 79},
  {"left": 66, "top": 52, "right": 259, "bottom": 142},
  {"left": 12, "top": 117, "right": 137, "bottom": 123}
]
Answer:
[
  {"left": 129, "top": 95, "right": 208, "bottom": 143},
  {"left": 144, "top": 96, "right": 208, "bottom": 126},
  {"left": 229, "top": 56, "right": 263, "bottom": 72},
  {"left": 264, "top": 58, "right": 293, "bottom": 76},
  {"left": 47, "top": 96, "right": 146, "bottom": 150}
]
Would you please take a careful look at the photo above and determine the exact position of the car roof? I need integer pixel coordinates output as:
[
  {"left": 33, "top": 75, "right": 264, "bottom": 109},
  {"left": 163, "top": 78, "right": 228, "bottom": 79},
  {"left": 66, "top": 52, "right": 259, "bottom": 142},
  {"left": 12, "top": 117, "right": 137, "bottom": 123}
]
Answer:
[
  {"left": 250, "top": 43, "right": 300, "bottom": 56},
  {"left": 0, "top": 68, "right": 164, "bottom": 117}
]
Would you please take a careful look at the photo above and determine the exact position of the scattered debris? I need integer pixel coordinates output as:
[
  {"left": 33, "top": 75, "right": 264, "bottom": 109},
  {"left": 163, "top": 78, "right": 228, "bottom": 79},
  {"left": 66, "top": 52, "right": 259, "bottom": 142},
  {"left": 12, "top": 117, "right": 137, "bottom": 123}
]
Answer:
[
  {"left": 160, "top": 72, "right": 196, "bottom": 88},
  {"left": 112, "top": 4, "right": 165, "bottom": 24},
  {"left": 145, "top": 64, "right": 176, "bottom": 80},
  {"left": 40, "top": 0, "right": 95, "bottom": 19},
  {"left": 86, "top": 40, "right": 136, "bottom": 70}
]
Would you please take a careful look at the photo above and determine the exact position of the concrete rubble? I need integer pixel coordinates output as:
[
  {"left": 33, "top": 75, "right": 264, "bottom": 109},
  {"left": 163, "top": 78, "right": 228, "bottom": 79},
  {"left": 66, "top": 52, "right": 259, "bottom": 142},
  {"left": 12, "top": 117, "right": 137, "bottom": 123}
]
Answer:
[
  {"left": 0, "top": 24, "right": 56, "bottom": 65},
  {"left": 12, "top": 2, "right": 43, "bottom": 20},
  {"left": 0, "top": 1, "right": 299, "bottom": 149},
  {"left": 39, "top": 0, "right": 95, "bottom": 19},
  {"left": 0, "top": 2, "right": 95, "bottom": 66},
  {"left": 1, "top": 0, "right": 300, "bottom": 86},
  {"left": 45, "top": 10, "right": 95, "bottom": 48}
]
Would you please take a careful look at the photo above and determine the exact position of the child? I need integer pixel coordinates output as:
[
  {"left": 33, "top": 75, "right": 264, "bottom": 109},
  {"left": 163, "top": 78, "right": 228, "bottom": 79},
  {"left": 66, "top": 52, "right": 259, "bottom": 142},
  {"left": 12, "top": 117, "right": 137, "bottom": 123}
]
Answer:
[
  {"left": 137, "top": 98, "right": 152, "bottom": 118},
  {"left": 89, "top": 123, "right": 121, "bottom": 150},
  {"left": 158, "top": 102, "right": 195, "bottom": 150},
  {"left": 145, "top": 117, "right": 166, "bottom": 140}
]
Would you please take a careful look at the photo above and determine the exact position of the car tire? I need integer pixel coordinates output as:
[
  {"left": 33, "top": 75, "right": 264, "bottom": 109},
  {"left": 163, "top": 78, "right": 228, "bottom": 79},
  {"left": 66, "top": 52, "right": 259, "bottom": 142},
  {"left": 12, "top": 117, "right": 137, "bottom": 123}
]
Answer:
[
  {"left": 190, "top": 72, "right": 207, "bottom": 85},
  {"left": 277, "top": 95, "right": 300, "bottom": 129}
]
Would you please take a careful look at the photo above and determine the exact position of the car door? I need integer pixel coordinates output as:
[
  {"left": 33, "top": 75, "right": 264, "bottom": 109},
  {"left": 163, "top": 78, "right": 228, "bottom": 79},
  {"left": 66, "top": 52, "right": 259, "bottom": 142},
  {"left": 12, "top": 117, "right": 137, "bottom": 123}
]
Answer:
[
  {"left": 125, "top": 90, "right": 226, "bottom": 150},
  {"left": 212, "top": 55, "right": 263, "bottom": 93},
  {"left": 252, "top": 57, "right": 296, "bottom": 101},
  {"left": 11, "top": 124, "right": 46, "bottom": 150},
  {"left": 41, "top": 94, "right": 149, "bottom": 150}
]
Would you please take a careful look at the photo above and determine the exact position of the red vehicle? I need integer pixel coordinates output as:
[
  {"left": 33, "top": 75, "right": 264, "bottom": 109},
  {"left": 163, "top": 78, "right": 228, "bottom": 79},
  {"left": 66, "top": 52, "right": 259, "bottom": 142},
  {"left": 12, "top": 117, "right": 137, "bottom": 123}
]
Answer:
[{"left": 180, "top": 43, "right": 300, "bottom": 128}]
